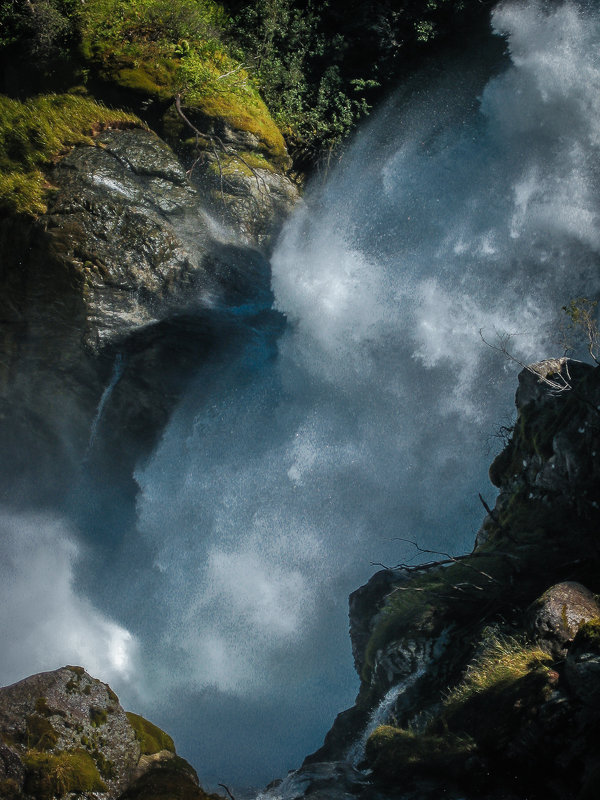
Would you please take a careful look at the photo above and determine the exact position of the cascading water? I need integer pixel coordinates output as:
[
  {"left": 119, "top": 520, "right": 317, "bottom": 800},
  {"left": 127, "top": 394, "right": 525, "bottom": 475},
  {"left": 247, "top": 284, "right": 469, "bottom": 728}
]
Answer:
[
  {"left": 2, "top": 0, "right": 600, "bottom": 792},
  {"left": 85, "top": 353, "right": 126, "bottom": 457},
  {"left": 127, "top": 1, "right": 600, "bottom": 785},
  {"left": 346, "top": 669, "right": 427, "bottom": 768}
]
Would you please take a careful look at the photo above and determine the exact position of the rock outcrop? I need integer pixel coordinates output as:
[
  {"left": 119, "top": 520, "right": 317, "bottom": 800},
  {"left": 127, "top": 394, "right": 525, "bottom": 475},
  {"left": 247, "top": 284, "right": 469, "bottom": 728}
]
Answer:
[
  {"left": 0, "top": 124, "right": 285, "bottom": 502},
  {"left": 300, "top": 360, "right": 600, "bottom": 800},
  {"left": 0, "top": 666, "right": 216, "bottom": 800}
]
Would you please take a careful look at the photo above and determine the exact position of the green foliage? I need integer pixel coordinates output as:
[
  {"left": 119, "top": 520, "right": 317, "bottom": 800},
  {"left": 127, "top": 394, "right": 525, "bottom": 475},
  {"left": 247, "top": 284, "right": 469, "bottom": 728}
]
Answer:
[
  {"left": 230, "top": 0, "right": 376, "bottom": 165},
  {"left": 0, "top": 93, "right": 141, "bottom": 216},
  {"left": 23, "top": 748, "right": 106, "bottom": 799},
  {"left": 126, "top": 712, "right": 175, "bottom": 755},
  {"left": 0, "top": 0, "right": 77, "bottom": 59}
]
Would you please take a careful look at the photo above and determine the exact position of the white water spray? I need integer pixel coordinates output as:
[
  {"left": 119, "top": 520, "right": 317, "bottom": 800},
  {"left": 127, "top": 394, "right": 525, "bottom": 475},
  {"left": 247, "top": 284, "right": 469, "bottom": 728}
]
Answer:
[
  {"left": 73, "top": 0, "right": 600, "bottom": 785},
  {"left": 346, "top": 669, "right": 427, "bottom": 767}
]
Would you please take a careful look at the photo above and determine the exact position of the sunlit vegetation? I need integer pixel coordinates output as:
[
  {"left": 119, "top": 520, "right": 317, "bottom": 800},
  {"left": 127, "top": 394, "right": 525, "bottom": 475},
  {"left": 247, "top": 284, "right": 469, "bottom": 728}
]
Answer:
[{"left": 0, "top": 94, "right": 141, "bottom": 215}]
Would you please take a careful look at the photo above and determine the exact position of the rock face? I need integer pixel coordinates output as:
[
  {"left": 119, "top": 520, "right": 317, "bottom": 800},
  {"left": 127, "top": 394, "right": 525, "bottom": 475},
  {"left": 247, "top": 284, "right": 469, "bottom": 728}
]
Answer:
[
  {"left": 0, "top": 125, "right": 283, "bottom": 502},
  {"left": 301, "top": 361, "right": 600, "bottom": 800},
  {"left": 0, "top": 666, "right": 212, "bottom": 800}
]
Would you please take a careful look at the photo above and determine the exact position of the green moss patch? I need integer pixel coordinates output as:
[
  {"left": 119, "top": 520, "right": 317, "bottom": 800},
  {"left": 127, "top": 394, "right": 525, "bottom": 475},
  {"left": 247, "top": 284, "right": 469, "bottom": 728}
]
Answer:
[
  {"left": 25, "top": 715, "right": 58, "bottom": 751},
  {"left": 366, "top": 725, "right": 476, "bottom": 784},
  {"left": 76, "top": 0, "right": 287, "bottom": 166},
  {"left": 23, "top": 748, "right": 106, "bottom": 800},
  {"left": 570, "top": 617, "right": 600, "bottom": 653},
  {"left": 119, "top": 755, "right": 216, "bottom": 800},
  {"left": 0, "top": 93, "right": 141, "bottom": 216},
  {"left": 126, "top": 712, "right": 175, "bottom": 755},
  {"left": 89, "top": 706, "right": 108, "bottom": 727}
]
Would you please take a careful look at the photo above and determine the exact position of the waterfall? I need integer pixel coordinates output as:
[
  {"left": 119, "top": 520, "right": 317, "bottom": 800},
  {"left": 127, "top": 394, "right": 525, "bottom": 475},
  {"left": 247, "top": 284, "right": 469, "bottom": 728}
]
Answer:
[
  {"left": 85, "top": 353, "right": 125, "bottom": 456},
  {"left": 3, "top": 0, "right": 600, "bottom": 789},
  {"left": 346, "top": 669, "right": 427, "bottom": 768},
  {"left": 130, "top": 1, "right": 600, "bottom": 784}
]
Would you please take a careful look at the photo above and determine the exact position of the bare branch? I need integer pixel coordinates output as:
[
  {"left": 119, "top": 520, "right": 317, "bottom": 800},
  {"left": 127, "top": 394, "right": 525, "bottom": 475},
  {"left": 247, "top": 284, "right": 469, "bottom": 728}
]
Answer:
[
  {"left": 479, "top": 329, "right": 572, "bottom": 394},
  {"left": 218, "top": 785, "right": 236, "bottom": 800}
]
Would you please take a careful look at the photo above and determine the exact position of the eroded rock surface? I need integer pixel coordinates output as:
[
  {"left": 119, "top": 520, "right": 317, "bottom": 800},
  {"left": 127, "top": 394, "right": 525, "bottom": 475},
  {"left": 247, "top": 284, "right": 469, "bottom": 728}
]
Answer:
[
  {"left": 0, "top": 126, "right": 281, "bottom": 502},
  {"left": 0, "top": 666, "right": 214, "bottom": 800}
]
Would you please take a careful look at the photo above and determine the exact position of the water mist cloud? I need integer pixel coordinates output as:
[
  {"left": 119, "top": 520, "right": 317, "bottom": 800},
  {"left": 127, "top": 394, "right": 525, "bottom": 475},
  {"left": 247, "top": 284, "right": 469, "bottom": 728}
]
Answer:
[
  {"left": 88, "top": 0, "right": 600, "bottom": 785},
  {"left": 0, "top": 511, "right": 137, "bottom": 689}
]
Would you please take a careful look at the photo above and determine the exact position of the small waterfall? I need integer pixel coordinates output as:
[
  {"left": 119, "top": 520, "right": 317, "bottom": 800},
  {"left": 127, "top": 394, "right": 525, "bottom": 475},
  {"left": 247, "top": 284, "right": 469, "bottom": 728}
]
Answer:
[
  {"left": 85, "top": 353, "right": 125, "bottom": 456},
  {"left": 346, "top": 668, "right": 426, "bottom": 767}
]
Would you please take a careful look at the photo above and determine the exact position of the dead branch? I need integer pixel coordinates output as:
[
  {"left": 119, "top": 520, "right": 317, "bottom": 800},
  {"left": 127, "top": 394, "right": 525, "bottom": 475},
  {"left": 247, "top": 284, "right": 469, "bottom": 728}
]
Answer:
[
  {"left": 174, "top": 93, "right": 269, "bottom": 203},
  {"left": 478, "top": 492, "right": 497, "bottom": 521},
  {"left": 218, "top": 785, "right": 236, "bottom": 800},
  {"left": 479, "top": 329, "right": 572, "bottom": 394}
]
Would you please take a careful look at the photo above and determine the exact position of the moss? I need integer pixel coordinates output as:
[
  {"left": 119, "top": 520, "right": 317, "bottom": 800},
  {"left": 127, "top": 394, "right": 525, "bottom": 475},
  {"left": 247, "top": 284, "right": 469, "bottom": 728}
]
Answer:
[
  {"left": 106, "top": 685, "right": 120, "bottom": 704},
  {"left": 362, "top": 549, "right": 516, "bottom": 680},
  {"left": 89, "top": 706, "right": 108, "bottom": 727},
  {"left": 66, "top": 666, "right": 85, "bottom": 676},
  {"left": 0, "top": 778, "right": 20, "bottom": 799},
  {"left": 25, "top": 715, "right": 58, "bottom": 751},
  {"left": 91, "top": 748, "right": 116, "bottom": 780},
  {"left": 34, "top": 697, "right": 50, "bottom": 716},
  {"left": 366, "top": 725, "right": 476, "bottom": 784},
  {"left": 571, "top": 617, "right": 600, "bottom": 652},
  {"left": 126, "top": 712, "right": 175, "bottom": 755},
  {"left": 76, "top": 0, "right": 288, "bottom": 166},
  {"left": 0, "top": 94, "right": 142, "bottom": 217},
  {"left": 23, "top": 748, "right": 106, "bottom": 799}
]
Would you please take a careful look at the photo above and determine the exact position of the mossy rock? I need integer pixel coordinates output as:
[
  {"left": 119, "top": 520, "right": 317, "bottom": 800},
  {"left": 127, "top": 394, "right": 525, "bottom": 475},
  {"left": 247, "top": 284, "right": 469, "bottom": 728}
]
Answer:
[
  {"left": 0, "top": 94, "right": 141, "bottom": 216},
  {"left": 441, "top": 634, "right": 554, "bottom": 751},
  {"left": 23, "top": 748, "right": 106, "bottom": 800},
  {"left": 366, "top": 725, "right": 476, "bottom": 785},
  {"left": 126, "top": 712, "right": 175, "bottom": 755},
  {"left": 24, "top": 715, "right": 58, "bottom": 751},
  {"left": 119, "top": 755, "right": 218, "bottom": 800}
]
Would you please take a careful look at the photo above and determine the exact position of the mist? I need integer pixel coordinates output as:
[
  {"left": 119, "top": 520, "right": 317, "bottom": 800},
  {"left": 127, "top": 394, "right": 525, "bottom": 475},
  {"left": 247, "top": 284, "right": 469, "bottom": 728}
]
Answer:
[{"left": 3, "top": 0, "right": 600, "bottom": 792}]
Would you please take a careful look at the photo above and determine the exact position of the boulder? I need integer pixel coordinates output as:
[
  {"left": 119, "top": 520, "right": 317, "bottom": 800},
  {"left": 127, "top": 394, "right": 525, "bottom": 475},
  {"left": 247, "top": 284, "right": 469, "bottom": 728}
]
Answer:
[
  {"left": 0, "top": 666, "right": 211, "bottom": 800},
  {"left": 526, "top": 582, "right": 600, "bottom": 653}
]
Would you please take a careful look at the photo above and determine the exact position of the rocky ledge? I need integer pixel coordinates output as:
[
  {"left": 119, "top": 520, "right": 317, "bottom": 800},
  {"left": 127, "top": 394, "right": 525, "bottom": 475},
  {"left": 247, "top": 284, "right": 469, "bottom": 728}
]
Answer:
[
  {"left": 0, "top": 665, "right": 220, "bottom": 800},
  {"left": 298, "top": 360, "right": 600, "bottom": 800},
  {"left": 0, "top": 124, "right": 287, "bottom": 503}
]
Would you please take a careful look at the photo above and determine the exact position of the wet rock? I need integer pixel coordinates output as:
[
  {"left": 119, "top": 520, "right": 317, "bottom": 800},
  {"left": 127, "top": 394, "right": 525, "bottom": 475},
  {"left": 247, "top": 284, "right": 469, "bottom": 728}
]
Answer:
[
  {"left": 526, "top": 582, "right": 600, "bottom": 653},
  {"left": 565, "top": 619, "right": 600, "bottom": 707},
  {"left": 260, "top": 761, "right": 385, "bottom": 800},
  {"left": 0, "top": 126, "right": 280, "bottom": 500},
  {"left": 349, "top": 570, "right": 400, "bottom": 677}
]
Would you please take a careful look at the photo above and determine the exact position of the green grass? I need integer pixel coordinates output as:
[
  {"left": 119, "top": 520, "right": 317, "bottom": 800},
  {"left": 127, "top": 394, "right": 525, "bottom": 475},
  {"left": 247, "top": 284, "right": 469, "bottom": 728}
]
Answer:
[
  {"left": 444, "top": 632, "right": 552, "bottom": 711},
  {"left": 126, "top": 712, "right": 175, "bottom": 755},
  {"left": 0, "top": 93, "right": 141, "bottom": 216}
]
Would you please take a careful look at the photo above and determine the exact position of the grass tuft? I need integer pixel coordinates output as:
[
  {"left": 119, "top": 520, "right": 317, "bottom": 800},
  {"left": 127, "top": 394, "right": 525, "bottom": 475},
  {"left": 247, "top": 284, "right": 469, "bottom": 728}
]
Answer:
[{"left": 0, "top": 93, "right": 141, "bottom": 216}]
